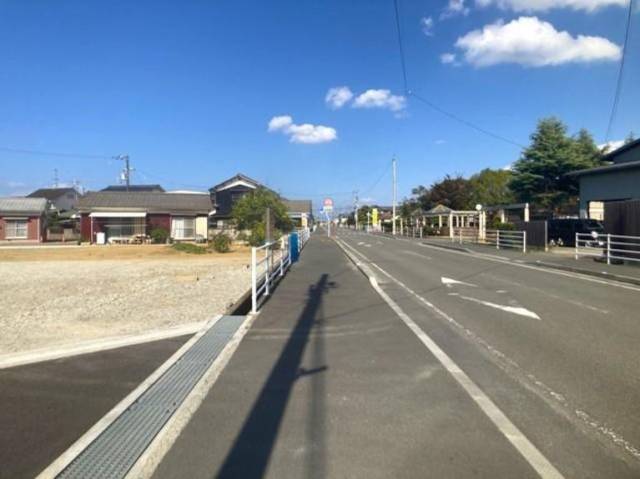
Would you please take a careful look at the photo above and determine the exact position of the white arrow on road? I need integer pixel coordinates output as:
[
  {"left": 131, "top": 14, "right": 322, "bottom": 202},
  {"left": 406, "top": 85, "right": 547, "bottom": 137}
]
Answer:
[
  {"left": 448, "top": 293, "right": 541, "bottom": 320},
  {"left": 441, "top": 277, "right": 477, "bottom": 288}
]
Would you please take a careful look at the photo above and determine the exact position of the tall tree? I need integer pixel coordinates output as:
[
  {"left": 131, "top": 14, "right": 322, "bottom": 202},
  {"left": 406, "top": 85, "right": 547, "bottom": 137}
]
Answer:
[
  {"left": 468, "top": 168, "right": 515, "bottom": 207},
  {"left": 510, "top": 117, "right": 602, "bottom": 213},
  {"left": 232, "top": 187, "right": 292, "bottom": 234},
  {"left": 427, "top": 175, "right": 473, "bottom": 210}
]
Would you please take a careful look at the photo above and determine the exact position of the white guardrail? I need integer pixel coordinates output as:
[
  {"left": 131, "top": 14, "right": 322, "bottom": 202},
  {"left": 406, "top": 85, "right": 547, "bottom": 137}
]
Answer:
[
  {"left": 575, "top": 232, "right": 640, "bottom": 265},
  {"left": 251, "top": 228, "right": 310, "bottom": 313},
  {"left": 451, "top": 228, "right": 527, "bottom": 253}
]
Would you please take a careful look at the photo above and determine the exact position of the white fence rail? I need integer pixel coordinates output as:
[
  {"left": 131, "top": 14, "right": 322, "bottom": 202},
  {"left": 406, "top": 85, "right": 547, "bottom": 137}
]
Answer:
[
  {"left": 250, "top": 228, "right": 311, "bottom": 314},
  {"left": 451, "top": 228, "right": 527, "bottom": 253},
  {"left": 575, "top": 232, "right": 640, "bottom": 265}
]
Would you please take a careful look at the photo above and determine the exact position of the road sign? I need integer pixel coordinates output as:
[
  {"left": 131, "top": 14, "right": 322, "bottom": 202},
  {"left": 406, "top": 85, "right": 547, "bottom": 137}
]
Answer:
[
  {"left": 372, "top": 208, "right": 379, "bottom": 225},
  {"left": 322, "top": 198, "right": 334, "bottom": 212}
]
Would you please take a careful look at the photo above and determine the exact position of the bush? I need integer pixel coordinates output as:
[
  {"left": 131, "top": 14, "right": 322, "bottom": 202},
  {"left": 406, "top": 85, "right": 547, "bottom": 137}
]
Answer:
[
  {"left": 248, "top": 223, "right": 266, "bottom": 246},
  {"left": 211, "top": 233, "right": 231, "bottom": 253},
  {"left": 495, "top": 222, "right": 516, "bottom": 231},
  {"left": 150, "top": 227, "right": 170, "bottom": 244},
  {"left": 171, "top": 243, "right": 207, "bottom": 254}
]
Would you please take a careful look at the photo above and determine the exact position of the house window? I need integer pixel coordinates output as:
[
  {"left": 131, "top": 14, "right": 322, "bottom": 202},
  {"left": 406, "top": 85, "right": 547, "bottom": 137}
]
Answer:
[
  {"left": 5, "top": 219, "right": 28, "bottom": 239},
  {"left": 231, "top": 192, "right": 245, "bottom": 203},
  {"left": 171, "top": 217, "right": 196, "bottom": 239}
]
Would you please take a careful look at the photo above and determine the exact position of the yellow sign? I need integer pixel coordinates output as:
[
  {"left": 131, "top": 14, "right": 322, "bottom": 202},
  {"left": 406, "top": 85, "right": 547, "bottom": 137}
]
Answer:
[{"left": 372, "top": 208, "right": 379, "bottom": 225}]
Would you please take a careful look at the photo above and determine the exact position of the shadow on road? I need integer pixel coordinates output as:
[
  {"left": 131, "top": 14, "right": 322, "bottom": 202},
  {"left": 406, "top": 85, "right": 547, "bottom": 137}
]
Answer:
[{"left": 216, "top": 273, "right": 333, "bottom": 479}]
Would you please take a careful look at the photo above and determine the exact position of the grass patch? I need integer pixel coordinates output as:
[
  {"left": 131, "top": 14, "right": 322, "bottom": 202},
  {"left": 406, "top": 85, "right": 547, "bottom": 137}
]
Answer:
[{"left": 171, "top": 243, "right": 208, "bottom": 255}]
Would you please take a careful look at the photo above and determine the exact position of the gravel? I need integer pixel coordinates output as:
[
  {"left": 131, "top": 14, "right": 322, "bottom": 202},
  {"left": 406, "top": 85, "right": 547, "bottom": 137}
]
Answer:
[{"left": 0, "top": 259, "right": 251, "bottom": 354}]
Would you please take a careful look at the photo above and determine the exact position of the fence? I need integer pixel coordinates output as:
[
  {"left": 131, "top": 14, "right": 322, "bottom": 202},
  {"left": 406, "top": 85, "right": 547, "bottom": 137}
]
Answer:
[
  {"left": 451, "top": 228, "right": 527, "bottom": 253},
  {"left": 251, "top": 228, "right": 311, "bottom": 313},
  {"left": 575, "top": 233, "right": 640, "bottom": 265}
]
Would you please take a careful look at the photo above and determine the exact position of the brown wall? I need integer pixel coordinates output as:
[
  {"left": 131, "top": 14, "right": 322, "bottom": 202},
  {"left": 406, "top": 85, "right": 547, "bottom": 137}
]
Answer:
[
  {"left": 0, "top": 216, "right": 43, "bottom": 241},
  {"left": 147, "top": 214, "right": 171, "bottom": 232}
]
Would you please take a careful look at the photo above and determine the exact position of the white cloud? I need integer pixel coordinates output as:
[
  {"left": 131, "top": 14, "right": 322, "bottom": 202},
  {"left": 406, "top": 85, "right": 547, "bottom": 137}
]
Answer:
[
  {"left": 352, "top": 89, "right": 406, "bottom": 112},
  {"left": 268, "top": 115, "right": 337, "bottom": 144},
  {"left": 441, "top": 0, "right": 470, "bottom": 19},
  {"left": 435, "top": 139, "right": 447, "bottom": 144},
  {"left": 421, "top": 16, "right": 435, "bottom": 36},
  {"left": 325, "top": 86, "right": 354, "bottom": 109},
  {"left": 441, "top": 52, "right": 458, "bottom": 64},
  {"left": 455, "top": 17, "right": 621, "bottom": 67},
  {"left": 475, "top": 0, "right": 627, "bottom": 12},
  {"left": 598, "top": 139, "right": 625, "bottom": 152}
]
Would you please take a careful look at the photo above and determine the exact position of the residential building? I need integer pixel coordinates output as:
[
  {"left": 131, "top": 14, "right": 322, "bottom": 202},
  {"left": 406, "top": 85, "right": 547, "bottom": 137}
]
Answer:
[
  {"left": 209, "top": 173, "right": 312, "bottom": 229},
  {"left": 27, "top": 187, "right": 81, "bottom": 212},
  {"left": 77, "top": 191, "right": 212, "bottom": 243},
  {"left": 571, "top": 139, "right": 640, "bottom": 219},
  {"left": 0, "top": 197, "right": 48, "bottom": 242},
  {"left": 101, "top": 184, "right": 165, "bottom": 193}
]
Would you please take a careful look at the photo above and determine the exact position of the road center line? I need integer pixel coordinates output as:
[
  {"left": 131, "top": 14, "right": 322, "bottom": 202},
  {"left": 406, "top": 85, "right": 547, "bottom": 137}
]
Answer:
[{"left": 336, "top": 238, "right": 564, "bottom": 479}]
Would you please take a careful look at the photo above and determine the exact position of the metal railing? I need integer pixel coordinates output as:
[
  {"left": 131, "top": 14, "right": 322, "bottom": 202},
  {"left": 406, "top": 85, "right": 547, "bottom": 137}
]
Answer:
[
  {"left": 251, "top": 235, "right": 292, "bottom": 314},
  {"left": 575, "top": 232, "right": 640, "bottom": 265},
  {"left": 298, "top": 227, "right": 311, "bottom": 252},
  {"left": 451, "top": 228, "right": 527, "bottom": 253}
]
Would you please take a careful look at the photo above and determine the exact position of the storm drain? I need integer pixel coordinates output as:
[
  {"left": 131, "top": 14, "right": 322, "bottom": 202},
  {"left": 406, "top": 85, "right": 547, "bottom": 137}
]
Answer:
[{"left": 57, "top": 315, "right": 246, "bottom": 479}]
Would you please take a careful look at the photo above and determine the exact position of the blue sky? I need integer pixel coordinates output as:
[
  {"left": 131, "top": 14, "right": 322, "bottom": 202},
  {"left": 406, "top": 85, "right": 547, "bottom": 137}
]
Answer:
[{"left": 0, "top": 0, "right": 638, "bottom": 211}]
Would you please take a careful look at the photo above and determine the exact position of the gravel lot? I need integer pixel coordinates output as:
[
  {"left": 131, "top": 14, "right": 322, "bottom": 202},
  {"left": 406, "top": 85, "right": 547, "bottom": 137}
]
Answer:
[{"left": 0, "top": 250, "right": 251, "bottom": 354}]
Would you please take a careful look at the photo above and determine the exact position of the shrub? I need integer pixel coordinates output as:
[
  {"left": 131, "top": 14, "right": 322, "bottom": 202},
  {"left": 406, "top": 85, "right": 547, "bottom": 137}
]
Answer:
[
  {"left": 171, "top": 243, "right": 207, "bottom": 254},
  {"left": 248, "top": 223, "right": 266, "bottom": 246},
  {"left": 211, "top": 233, "right": 231, "bottom": 253},
  {"left": 495, "top": 222, "right": 516, "bottom": 231},
  {"left": 150, "top": 227, "right": 170, "bottom": 244}
]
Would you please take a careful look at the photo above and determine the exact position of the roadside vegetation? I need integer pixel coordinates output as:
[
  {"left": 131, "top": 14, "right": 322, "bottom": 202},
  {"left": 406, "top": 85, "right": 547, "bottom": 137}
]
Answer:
[{"left": 231, "top": 187, "right": 293, "bottom": 245}]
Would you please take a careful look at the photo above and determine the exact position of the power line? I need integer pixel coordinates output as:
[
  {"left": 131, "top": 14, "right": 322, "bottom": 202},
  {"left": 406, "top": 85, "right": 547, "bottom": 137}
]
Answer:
[
  {"left": 391, "top": 0, "right": 525, "bottom": 149},
  {"left": 605, "top": 0, "right": 634, "bottom": 142},
  {"left": 0, "top": 146, "right": 111, "bottom": 159}
]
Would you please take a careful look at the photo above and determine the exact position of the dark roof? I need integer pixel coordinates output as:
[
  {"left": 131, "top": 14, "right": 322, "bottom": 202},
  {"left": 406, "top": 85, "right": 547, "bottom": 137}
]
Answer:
[
  {"left": 283, "top": 199, "right": 312, "bottom": 215},
  {"left": 76, "top": 192, "right": 213, "bottom": 214},
  {"left": 101, "top": 184, "right": 165, "bottom": 192},
  {"left": 210, "top": 174, "right": 262, "bottom": 192},
  {"left": 568, "top": 159, "right": 640, "bottom": 177},
  {"left": 0, "top": 197, "right": 48, "bottom": 215},
  {"left": 602, "top": 138, "right": 640, "bottom": 163},
  {"left": 27, "top": 187, "right": 77, "bottom": 200}
]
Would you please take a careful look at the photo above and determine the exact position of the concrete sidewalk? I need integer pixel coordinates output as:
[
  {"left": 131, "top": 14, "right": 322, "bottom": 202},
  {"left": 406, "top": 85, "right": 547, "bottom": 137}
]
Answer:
[
  {"left": 152, "top": 235, "right": 537, "bottom": 479},
  {"left": 420, "top": 236, "right": 640, "bottom": 285}
]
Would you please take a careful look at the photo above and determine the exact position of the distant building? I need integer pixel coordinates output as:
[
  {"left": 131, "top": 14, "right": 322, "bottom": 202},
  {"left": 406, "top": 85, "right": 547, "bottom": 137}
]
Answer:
[
  {"left": 571, "top": 139, "right": 640, "bottom": 219},
  {"left": 77, "top": 191, "right": 212, "bottom": 243},
  {"left": 27, "top": 187, "right": 80, "bottom": 212},
  {"left": 101, "top": 184, "right": 165, "bottom": 193},
  {"left": 0, "top": 197, "right": 48, "bottom": 242},
  {"left": 209, "top": 173, "right": 312, "bottom": 229}
]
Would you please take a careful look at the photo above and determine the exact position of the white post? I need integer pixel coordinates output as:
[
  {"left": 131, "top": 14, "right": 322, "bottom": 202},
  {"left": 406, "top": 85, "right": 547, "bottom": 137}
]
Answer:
[
  {"left": 251, "top": 247, "right": 257, "bottom": 313},
  {"left": 523, "top": 231, "right": 527, "bottom": 254},
  {"left": 264, "top": 248, "right": 270, "bottom": 296},
  {"left": 575, "top": 233, "right": 579, "bottom": 260},
  {"left": 524, "top": 203, "right": 530, "bottom": 223},
  {"left": 497, "top": 230, "right": 500, "bottom": 250},
  {"left": 280, "top": 238, "right": 285, "bottom": 277},
  {"left": 607, "top": 234, "right": 611, "bottom": 265}
]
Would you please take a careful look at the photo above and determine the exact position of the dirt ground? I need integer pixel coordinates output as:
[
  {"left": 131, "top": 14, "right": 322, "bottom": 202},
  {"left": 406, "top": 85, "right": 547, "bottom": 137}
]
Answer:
[{"left": 0, "top": 245, "right": 252, "bottom": 354}]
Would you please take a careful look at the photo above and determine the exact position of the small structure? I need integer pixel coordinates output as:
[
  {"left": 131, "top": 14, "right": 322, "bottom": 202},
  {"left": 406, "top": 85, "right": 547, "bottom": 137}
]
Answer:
[
  {"left": 423, "top": 205, "right": 479, "bottom": 237},
  {"left": 570, "top": 138, "right": 640, "bottom": 219},
  {"left": 0, "top": 197, "right": 48, "bottom": 242},
  {"left": 27, "top": 187, "right": 81, "bottom": 213},
  {"left": 283, "top": 199, "right": 313, "bottom": 228},
  {"left": 77, "top": 191, "right": 212, "bottom": 243}
]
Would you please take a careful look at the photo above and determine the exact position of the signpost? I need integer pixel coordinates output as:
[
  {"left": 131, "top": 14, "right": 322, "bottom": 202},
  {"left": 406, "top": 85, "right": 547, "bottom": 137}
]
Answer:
[{"left": 322, "top": 198, "right": 334, "bottom": 237}]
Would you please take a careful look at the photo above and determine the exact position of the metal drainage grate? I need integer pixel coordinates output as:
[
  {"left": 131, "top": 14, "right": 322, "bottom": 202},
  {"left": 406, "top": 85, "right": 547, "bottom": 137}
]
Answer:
[{"left": 58, "top": 315, "right": 246, "bottom": 479}]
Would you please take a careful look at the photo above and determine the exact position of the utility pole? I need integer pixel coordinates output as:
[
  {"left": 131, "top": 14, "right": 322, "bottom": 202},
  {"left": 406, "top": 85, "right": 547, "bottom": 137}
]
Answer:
[
  {"left": 353, "top": 190, "right": 359, "bottom": 231},
  {"left": 392, "top": 156, "right": 397, "bottom": 236},
  {"left": 115, "top": 155, "right": 133, "bottom": 191}
]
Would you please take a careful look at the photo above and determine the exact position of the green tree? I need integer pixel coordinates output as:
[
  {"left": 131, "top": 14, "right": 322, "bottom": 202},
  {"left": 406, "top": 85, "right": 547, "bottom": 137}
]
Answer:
[
  {"left": 468, "top": 168, "right": 515, "bottom": 207},
  {"left": 510, "top": 117, "right": 602, "bottom": 213},
  {"left": 426, "top": 174, "right": 473, "bottom": 210},
  {"left": 231, "top": 188, "right": 292, "bottom": 241}
]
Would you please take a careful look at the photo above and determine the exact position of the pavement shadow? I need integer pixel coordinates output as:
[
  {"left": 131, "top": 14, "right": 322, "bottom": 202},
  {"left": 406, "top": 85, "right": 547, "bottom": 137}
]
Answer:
[{"left": 215, "top": 274, "right": 333, "bottom": 479}]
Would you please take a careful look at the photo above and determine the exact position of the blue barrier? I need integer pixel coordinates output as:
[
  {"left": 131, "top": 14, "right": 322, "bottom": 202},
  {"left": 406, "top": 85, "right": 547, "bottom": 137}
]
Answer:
[{"left": 290, "top": 232, "right": 300, "bottom": 262}]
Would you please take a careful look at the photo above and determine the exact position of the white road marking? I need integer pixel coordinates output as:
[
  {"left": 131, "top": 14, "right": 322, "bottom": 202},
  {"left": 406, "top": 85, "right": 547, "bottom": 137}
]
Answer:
[
  {"left": 448, "top": 293, "right": 541, "bottom": 320},
  {"left": 401, "top": 249, "right": 432, "bottom": 260},
  {"left": 441, "top": 276, "right": 477, "bottom": 288},
  {"left": 336, "top": 239, "right": 564, "bottom": 479}
]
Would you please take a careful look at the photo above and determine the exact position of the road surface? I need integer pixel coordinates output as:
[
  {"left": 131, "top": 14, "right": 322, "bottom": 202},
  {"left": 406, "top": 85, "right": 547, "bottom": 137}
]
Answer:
[{"left": 153, "top": 232, "right": 640, "bottom": 478}]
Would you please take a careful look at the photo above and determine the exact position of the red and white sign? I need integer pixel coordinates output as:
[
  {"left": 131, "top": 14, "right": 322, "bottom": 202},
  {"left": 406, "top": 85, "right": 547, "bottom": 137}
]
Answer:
[{"left": 322, "top": 198, "right": 334, "bottom": 212}]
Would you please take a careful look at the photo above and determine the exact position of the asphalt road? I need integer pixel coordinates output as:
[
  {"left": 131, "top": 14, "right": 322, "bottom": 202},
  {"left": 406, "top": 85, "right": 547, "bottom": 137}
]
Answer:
[
  {"left": 336, "top": 229, "right": 640, "bottom": 477},
  {"left": 152, "top": 232, "right": 640, "bottom": 478}
]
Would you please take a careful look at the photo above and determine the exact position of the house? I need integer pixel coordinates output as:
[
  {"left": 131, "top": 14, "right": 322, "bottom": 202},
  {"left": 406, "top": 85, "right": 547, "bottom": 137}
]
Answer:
[
  {"left": 27, "top": 187, "right": 81, "bottom": 212},
  {"left": 570, "top": 138, "right": 640, "bottom": 220},
  {"left": 209, "top": 173, "right": 312, "bottom": 229},
  {"left": 0, "top": 197, "right": 48, "bottom": 242},
  {"left": 77, "top": 191, "right": 212, "bottom": 243},
  {"left": 283, "top": 199, "right": 313, "bottom": 228},
  {"left": 101, "top": 184, "right": 165, "bottom": 193}
]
